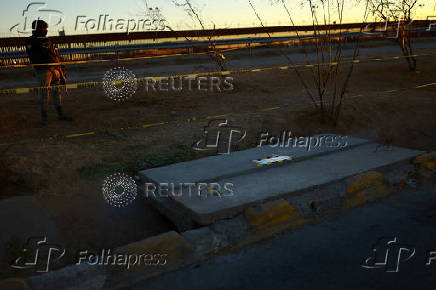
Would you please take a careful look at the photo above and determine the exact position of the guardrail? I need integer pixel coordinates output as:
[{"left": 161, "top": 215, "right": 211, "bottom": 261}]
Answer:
[
  {"left": 0, "top": 21, "right": 433, "bottom": 67},
  {"left": 0, "top": 33, "right": 341, "bottom": 60}
]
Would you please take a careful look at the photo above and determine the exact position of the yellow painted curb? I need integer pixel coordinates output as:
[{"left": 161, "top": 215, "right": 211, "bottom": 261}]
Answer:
[
  {"left": 346, "top": 171, "right": 385, "bottom": 194},
  {"left": 108, "top": 231, "right": 197, "bottom": 288},
  {"left": 413, "top": 151, "right": 436, "bottom": 171},
  {"left": 345, "top": 172, "right": 391, "bottom": 208},
  {"left": 115, "top": 231, "right": 195, "bottom": 263},
  {"left": 244, "top": 199, "right": 302, "bottom": 232}
]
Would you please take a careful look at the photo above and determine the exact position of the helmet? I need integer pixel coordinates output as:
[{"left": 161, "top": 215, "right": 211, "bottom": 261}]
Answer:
[{"left": 32, "top": 20, "right": 48, "bottom": 37}]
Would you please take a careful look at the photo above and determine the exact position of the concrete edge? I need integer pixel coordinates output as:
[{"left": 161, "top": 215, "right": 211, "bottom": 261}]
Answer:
[
  {"left": 5, "top": 151, "right": 434, "bottom": 290},
  {"left": 155, "top": 144, "right": 424, "bottom": 227}
]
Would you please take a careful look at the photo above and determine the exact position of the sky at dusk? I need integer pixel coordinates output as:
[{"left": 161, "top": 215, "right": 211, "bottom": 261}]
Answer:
[{"left": 1, "top": 0, "right": 435, "bottom": 37}]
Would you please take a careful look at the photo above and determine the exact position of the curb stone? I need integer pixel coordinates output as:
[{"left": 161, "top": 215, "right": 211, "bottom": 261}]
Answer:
[
  {"left": 182, "top": 227, "right": 229, "bottom": 256},
  {"left": 286, "top": 181, "right": 348, "bottom": 219},
  {"left": 24, "top": 231, "right": 198, "bottom": 290},
  {"left": 344, "top": 171, "right": 392, "bottom": 208},
  {"left": 244, "top": 199, "right": 301, "bottom": 231},
  {"left": 240, "top": 199, "right": 305, "bottom": 244},
  {"left": 413, "top": 151, "right": 436, "bottom": 176},
  {"left": 27, "top": 264, "right": 107, "bottom": 290},
  {"left": 104, "top": 231, "right": 198, "bottom": 290}
]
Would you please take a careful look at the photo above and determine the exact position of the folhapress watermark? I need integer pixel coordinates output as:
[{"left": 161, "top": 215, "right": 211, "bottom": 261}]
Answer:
[
  {"left": 192, "top": 119, "right": 246, "bottom": 155},
  {"left": 76, "top": 250, "right": 167, "bottom": 270},
  {"left": 10, "top": 2, "right": 65, "bottom": 35},
  {"left": 75, "top": 6, "right": 166, "bottom": 34},
  {"left": 10, "top": 236, "right": 166, "bottom": 273},
  {"left": 10, "top": 2, "right": 167, "bottom": 35},
  {"left": 362, "top": 2, "right": 436, "bottom": 38},
  {"left": 192, "top": 121, "right": 349, "bottom": 155},
  {"left": 257, "top": 131, "right": 348, "bottom": 151},
  {"left": 10, "top": 237, "right": 65, "bottom": 273},
  {"left": 361, "top": 237, "right": 436, "bottom": 272},
  {"left": 75, "top": 12, "right": 167, "bottom": 34},
  {"left": 426, "top": 16, "right": 436, "bottom": 31}
]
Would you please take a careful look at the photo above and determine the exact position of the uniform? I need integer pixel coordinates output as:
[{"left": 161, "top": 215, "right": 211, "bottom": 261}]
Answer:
[{"left": 25, "top": 20, "right": 71, "bottom": 125}]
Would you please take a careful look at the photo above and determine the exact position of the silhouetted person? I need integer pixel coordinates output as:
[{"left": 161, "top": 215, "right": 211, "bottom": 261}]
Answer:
[{"left": 26, "top": 20, "right": 72, "bottom": 126}]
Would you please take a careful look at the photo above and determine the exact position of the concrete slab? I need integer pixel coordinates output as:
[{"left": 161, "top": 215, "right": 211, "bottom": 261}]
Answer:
[
  {"left": 146, "top": 139, "right": 423, "bottom": 225},
  {"left": 139, "top": 134, "right": 369, "bottom": 186},
  {"left": 159, "top": 142, "right": 423, "bottom": 225}
]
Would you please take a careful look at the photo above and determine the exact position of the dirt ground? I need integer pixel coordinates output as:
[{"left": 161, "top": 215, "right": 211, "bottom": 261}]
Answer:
[{"left": 0, "top": 39, "right": 436, "bottom": 277}]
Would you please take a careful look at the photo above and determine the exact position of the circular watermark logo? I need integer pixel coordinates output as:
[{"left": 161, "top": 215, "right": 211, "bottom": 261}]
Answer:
[
  {"left": 102, "top": 173, "right": 138, "bottom": 207},
  {"left": 102, "top": 67, "right": 137, "bottom": 102}
]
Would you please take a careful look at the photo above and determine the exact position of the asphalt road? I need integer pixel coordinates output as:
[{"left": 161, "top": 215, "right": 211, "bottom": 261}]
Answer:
[{"left": 132, "top": 181, "right": 436, "bottom": 290}]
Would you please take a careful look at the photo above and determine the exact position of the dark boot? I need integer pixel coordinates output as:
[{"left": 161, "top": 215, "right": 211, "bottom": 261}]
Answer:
[
  {"left": 56, "top": 106, "right": 73, "bottom": 121},
  {"left": 41, "top": 111, "right": 48, "bottom": 126}
]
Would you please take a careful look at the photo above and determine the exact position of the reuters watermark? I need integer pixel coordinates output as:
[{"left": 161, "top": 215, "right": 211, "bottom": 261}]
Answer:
[
  {"left": 102, "top": 67, "right": 138, "bottom": 103},
  {"left": 143, "top": 182, "right": 234, "bottom": 198},
  {"left": 145, "top": 76, "right": 234, "bottom": 92},
  {"left": 101, "top": 173, "right": 234, "bottom": 207},
  {"left": 102, "top": 68, "right": 234, "bottom": 102},
  {"left": 102, "top": 172, "right": 138, "bottom": 208}
]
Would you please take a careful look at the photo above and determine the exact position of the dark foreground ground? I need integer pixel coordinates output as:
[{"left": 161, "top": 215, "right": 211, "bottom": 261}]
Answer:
[{"left": 133, "top": 179, "right": 436, "bottom": 290}]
